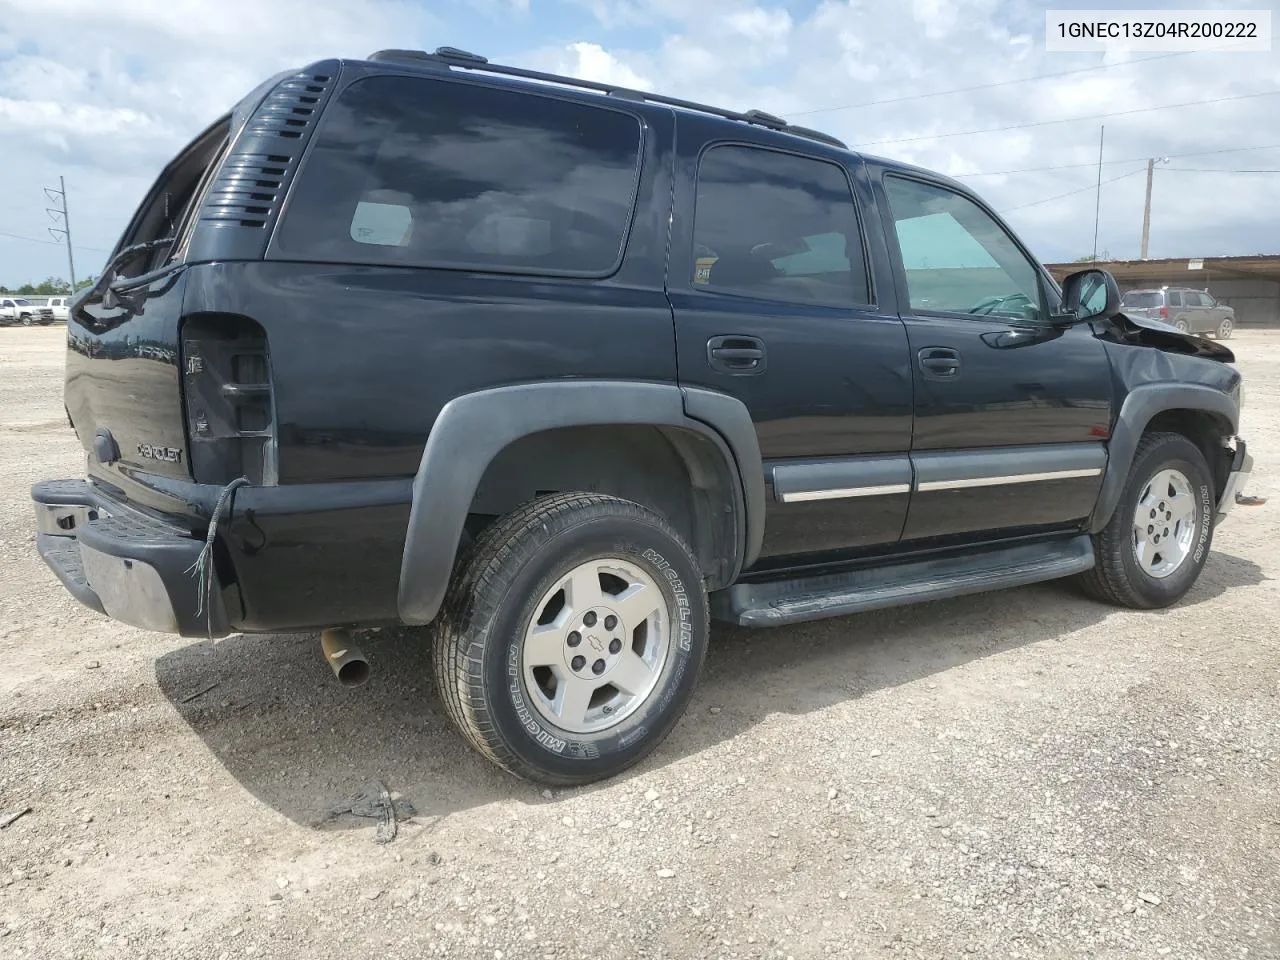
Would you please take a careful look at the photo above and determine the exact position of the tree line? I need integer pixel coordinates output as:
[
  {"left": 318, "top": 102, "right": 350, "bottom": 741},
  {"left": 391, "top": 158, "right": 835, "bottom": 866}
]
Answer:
[{"left": 0, "top": 276, "right": 96, "bottom": 296}]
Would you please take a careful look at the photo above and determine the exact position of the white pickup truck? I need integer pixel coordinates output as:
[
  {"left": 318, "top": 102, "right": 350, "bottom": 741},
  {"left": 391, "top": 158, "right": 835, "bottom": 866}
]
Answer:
[
  {"left": 0, "top": 297, "right": 54, "bottom": 325},
  {"left": 46, "top": 297, "right": 70, "bottom": 322}
]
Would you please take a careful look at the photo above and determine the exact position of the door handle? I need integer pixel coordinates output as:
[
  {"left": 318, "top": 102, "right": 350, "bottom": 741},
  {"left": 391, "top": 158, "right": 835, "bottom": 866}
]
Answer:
[
  {"left": 918, "top": 347, "right": 961, "bottom": 378},
  {"left": 708, "top": 336, "right": 767, "bottom": 375}
]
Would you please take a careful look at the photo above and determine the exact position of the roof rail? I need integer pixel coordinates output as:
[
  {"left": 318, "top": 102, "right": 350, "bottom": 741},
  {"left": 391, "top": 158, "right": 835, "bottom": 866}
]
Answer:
[{"left": 366, "top": 47, "right": 848, "bottom": 150}]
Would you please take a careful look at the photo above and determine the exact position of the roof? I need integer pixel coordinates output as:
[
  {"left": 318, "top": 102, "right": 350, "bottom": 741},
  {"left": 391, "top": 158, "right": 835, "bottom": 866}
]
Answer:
[{"left": 362, "top": 47, "right": 849, "bottom": 151}]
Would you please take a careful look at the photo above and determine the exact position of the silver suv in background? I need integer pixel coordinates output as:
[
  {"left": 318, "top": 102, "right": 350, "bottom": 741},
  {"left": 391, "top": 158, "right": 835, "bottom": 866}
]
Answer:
[{"left": 1120, "top": 286, "right": 1236, "bottom": 339}]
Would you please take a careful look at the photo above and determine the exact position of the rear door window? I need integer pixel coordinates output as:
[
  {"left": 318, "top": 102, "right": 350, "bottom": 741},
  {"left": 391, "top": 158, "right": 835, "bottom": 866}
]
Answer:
[
  {"left": 1167, "top": 291, "right": 1183, "bottom": 307},
  {"left": 691, "top": 145, "right": 870, "bottom": 307},
  {"left": 274, "top": 76, "right": 644, "bottom": 277}
]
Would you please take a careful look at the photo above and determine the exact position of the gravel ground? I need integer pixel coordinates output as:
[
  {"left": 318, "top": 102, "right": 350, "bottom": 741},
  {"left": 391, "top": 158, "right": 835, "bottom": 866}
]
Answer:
[{"left": 1, "top": 325, "right": 1277, "bottom": 960}]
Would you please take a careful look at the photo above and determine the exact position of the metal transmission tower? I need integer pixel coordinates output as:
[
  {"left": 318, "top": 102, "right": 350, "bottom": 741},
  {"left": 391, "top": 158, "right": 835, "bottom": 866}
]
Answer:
[{"left": 44, "top": 176, "right": 76, "bottom": 292}]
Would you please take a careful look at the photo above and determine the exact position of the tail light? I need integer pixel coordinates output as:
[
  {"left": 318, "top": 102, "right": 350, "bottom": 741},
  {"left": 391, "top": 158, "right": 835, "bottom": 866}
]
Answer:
[
  {"left": 1159, "top": 306, "right": 1168, "bottom": 318},
  {"left": 181, "top": 315, "right": 277, "bottom": 485}
]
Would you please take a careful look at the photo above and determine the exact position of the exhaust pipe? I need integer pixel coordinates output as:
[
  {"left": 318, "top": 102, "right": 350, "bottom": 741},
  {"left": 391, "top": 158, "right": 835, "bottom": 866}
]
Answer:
[{"left": 320, "top": 628, "right": 370, "bottom": 687}]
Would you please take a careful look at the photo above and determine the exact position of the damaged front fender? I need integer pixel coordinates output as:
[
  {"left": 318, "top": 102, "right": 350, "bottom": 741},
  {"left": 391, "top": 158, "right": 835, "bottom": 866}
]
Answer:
[{"left": 1099, "top": 311, "right": 1236, "bottom": 363}]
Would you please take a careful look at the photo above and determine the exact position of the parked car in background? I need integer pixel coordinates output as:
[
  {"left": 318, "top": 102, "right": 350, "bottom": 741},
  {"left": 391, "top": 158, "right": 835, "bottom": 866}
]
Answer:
[
  {"left": 0, "top": 297, "right": 54, "bottom": 325},
  {"left": 1120, "top": 287, "right": 1235, "bottom": 339},
  {"left": 47, "top": 297, "right": 70, "bottom": 322}
]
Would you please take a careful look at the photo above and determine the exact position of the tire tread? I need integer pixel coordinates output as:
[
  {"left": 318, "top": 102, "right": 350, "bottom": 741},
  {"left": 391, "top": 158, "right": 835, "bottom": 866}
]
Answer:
[
  {"left": 1079, "top": 431, "right": 1211, "bottom": 609},
  {"left": 432, "top": 492, "right": 706, "bottom": 783}
]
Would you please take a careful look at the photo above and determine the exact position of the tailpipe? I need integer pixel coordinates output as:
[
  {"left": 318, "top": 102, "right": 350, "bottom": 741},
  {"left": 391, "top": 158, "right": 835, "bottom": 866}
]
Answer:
[{"left": 320, "top": 628, "right": 370, "bottom": 687}]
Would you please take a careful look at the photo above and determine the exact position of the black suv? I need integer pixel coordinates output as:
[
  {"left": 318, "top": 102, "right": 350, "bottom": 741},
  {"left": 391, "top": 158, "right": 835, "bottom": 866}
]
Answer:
[{"left": 33, "top": 48, "right": 1253, "bottom": 785}]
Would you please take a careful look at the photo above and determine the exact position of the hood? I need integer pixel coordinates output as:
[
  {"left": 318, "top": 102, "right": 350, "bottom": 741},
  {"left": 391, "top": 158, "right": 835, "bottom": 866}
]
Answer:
[{"left": 1100, "top": 311, "right": 1235, "bottom": 363}]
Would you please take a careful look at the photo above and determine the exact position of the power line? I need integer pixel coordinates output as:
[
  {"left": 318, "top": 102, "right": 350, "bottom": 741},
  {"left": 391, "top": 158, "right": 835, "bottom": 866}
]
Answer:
[
  {"left": 793, "top": 49, "right": 1204, "bottom": 118},
  {"left": 952, "top": 143, "right": 1280, "bottom": 178},
  {"left": 855, "top": 89, "right": 1280, "bottom": 148},
  {"left": 1163, "top": 167, "right": 1280, "bottom": 173},
  {"left": 0, "top": 229, "right": 110, "bottom": 252},
  {"left": 1002, "top": 167, "right": 1149, "bottom": 214}
]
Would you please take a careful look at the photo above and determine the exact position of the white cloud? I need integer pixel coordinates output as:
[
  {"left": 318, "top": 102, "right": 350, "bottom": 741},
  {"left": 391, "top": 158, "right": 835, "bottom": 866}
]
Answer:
[{"left": 557, "top": 41, "right": 652, "bottom": 88}]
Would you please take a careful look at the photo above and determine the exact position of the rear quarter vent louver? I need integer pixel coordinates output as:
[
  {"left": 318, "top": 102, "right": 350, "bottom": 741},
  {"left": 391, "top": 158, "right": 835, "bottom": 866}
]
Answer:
[{"left": 190, "top": 62, "right": 338, "bottom": 256}]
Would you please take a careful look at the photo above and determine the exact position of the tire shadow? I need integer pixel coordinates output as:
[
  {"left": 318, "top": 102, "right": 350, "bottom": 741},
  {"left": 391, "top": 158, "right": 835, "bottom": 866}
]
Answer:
[{"left": 154, "top": 549, "right": 1267, "bottom": 829}]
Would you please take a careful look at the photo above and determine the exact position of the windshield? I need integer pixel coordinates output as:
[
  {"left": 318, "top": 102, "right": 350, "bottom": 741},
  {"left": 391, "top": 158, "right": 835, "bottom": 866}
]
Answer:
[{"left": 1121, "top": 291, "right": 1162, "bottom": 308}]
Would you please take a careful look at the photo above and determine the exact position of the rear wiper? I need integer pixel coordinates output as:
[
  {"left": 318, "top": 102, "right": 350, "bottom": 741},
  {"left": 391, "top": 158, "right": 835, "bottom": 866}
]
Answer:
[{"left": 75, "top": 236, "right": 176, "bottom": 314}]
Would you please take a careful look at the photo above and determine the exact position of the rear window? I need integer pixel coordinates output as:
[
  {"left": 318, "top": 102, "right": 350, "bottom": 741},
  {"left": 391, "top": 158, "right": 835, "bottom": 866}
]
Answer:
[
  {"left": 273, "top": 76, "right": 644, "bottom": 276},
  {"left": 1121, "top": 291, "right": 1163, "bottom": 308}
]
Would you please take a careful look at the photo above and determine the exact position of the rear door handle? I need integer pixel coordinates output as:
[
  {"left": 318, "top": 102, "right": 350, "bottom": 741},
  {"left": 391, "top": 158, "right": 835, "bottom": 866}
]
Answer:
[
  {"left": 708, "top": 336, "right": 767, "bottom": 375},
  {"left": 918, "top": 347, "right": 961, "bottom": 378}
]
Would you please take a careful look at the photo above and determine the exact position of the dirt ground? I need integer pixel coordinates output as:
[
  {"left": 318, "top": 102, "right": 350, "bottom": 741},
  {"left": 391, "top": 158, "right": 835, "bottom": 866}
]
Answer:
[{"left": 1, "top": 325, "right": 1277, "bottom": 960}]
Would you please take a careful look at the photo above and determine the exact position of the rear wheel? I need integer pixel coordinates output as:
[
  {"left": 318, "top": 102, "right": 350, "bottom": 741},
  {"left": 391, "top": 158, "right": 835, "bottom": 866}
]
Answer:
[
  {"left": 1215, "top": 317, "right": 1234, "bottom": 339},
  {"left": 1078, "top": 432, "right": 1216, "bottom": 609},
  {"left": 433, "top": 493, "right": 709, "bottom": 785},
  {"left": 1173, "top": 319, "right": 1190, "bottom": 333}
]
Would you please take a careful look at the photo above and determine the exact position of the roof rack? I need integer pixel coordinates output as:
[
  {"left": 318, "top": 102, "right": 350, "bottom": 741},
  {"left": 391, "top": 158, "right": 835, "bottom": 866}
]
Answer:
[{"left": 366, "top": 47, "right": 848, "bottom": 150}]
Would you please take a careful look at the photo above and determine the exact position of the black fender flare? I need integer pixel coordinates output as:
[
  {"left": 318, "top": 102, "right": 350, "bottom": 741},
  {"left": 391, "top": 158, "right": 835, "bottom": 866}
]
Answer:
[
  {"left": 1089, "top": 383, "right": 1239, "bottom": 532},
  {"left": 397, "top": 381, "right": 764, "bottom": 626}
]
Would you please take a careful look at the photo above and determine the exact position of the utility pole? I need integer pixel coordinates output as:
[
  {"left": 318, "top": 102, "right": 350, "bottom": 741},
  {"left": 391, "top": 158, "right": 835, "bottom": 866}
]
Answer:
[
  {"left": 44, "top": 176, "right": 76, "bottom": 293},
  {"left": 1139, "top": 157, "right": 1169, "bottom": 260},
  {"left": 1139, "top": 159, "right": 1154, "bottom": 260},
  {"left": 1091, "top": 125, "right": 1104, "bottom": 261}
]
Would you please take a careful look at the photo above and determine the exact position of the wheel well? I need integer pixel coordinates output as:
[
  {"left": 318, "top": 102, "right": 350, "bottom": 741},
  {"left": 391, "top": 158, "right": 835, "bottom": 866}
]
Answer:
[
  {"left": 467, "top": 425, "right": 741, "bottom": 589},
  {"left": 1144, "top": 408, "right": 1233, "bottom": 499}
]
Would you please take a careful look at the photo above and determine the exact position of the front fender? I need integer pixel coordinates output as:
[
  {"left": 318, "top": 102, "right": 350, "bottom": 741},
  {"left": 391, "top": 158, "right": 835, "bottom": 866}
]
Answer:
[{"left": 1090, "top": 382, "right": 1240, "bottom": 532}]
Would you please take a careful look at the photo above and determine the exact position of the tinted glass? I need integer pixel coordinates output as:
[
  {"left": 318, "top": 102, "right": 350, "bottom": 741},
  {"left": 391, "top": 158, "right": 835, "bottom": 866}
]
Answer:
[
  {"left": 1167, "top": 291, "right": 1183, "bottom": 306},
  {"left": 1183, "top": 291, "right": 1205, "bottom": 307},
  {"left": 275, "top": 77, "right": 643, "bottom": 275},
  {"left": 886, "top": 177, "right": 1042, "bottom": 322},
  {"left": 692, "top": 146, "right": 869, "bottom": 307},
  {"left": 1122, "top": 291, "right": 1162, "bottom": 308}
]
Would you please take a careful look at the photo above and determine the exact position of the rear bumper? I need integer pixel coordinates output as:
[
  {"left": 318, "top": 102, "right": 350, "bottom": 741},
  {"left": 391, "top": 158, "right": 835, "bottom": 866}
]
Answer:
[
  {"left": 1216, "top": 439, "right": 1253, "bottom": 524},
  {"left": 32, "top": 479, "right": 230, "bottom": 637}
]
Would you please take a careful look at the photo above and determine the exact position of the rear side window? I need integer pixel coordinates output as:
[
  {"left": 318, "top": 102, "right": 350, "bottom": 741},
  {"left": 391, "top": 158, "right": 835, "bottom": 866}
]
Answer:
[
  {"left": 274, "top": 76, "right": 643, "bottom": 276},
  {"left": 1167, "top": 291, "right": 1183, "bottom": 307},
  {"left": 1121, "top": 291, "right": 1162, "bottom": 308},
  {"left": 691, "top": 145, "right": 870, "bottom": 307}
]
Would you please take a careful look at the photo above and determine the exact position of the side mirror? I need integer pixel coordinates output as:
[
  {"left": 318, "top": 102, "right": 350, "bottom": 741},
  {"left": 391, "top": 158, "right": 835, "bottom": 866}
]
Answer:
[{"left": 1060, "top": 268, "right": 1121, "bottom": 322}]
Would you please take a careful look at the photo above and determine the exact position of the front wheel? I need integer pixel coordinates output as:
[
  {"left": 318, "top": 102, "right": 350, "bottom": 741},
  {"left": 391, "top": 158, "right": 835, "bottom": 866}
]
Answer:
[
  {"left": 433, "top": 493, "right": 710, "bottom": 785},
  {"left": 1215, "top": 317, "right": 1234, "bottom": 340},
  {"left": 1078, "top": 432, "right": 1216, "bottom": 609},
  {"left": 19, "top": 313, "right": 32, "bottom": 326}
]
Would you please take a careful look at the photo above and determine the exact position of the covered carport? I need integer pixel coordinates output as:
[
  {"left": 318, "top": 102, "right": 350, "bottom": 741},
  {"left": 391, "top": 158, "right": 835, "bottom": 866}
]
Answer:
[{"left": 1045, "top": 256, "right": 1280, "bottom": 328}]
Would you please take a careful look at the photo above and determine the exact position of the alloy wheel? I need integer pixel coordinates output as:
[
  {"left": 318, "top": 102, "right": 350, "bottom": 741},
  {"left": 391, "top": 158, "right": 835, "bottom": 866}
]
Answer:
[
  {"left": 522, "top": 557, "right": 670, "bottom": 735},
  {"left": 1131, "top": 468, "right": 1198, "bottom": 579}
]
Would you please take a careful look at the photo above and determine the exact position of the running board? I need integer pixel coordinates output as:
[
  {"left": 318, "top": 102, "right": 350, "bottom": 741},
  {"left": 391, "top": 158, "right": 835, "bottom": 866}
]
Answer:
[{"left": 712, "top": 535, "right": 1095, "bottom": 627}]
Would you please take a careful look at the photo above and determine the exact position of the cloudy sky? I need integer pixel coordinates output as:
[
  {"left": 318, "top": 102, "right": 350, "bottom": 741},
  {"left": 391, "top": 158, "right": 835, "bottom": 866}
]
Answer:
[{"left": 1, "top": 0, "right": 1278, "bottom": 288}]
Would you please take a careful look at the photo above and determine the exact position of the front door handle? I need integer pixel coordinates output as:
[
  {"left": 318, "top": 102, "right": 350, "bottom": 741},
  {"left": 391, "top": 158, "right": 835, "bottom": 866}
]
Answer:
[
  {"left": 708, "top": 336, "right": 767, "bottom": 375},
  {"left": 918, "top": 347, "right": 961, "bottom": 379}
]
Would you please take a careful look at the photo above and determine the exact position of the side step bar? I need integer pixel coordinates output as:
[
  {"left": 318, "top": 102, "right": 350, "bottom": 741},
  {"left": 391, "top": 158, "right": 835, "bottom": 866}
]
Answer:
[{"left": 711, "top": 535, "right": 1096, "bottom": 627}]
